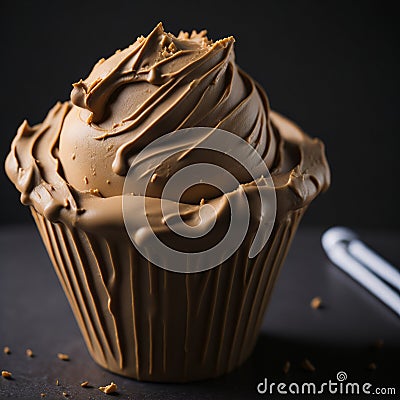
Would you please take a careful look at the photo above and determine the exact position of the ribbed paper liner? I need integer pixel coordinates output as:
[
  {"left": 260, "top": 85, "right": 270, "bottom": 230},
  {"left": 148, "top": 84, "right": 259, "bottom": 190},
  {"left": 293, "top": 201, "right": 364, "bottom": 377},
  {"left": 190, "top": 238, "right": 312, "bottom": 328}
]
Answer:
[{"left": 31, "top": 207, "right": 304, "bottom": 382}]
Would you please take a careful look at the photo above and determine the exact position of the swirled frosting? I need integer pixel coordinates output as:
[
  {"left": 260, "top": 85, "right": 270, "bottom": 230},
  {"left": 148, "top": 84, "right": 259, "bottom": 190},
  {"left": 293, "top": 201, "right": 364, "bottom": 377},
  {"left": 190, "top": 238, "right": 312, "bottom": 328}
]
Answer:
[
  {"left": 59, "top": 23, "right": 277, "bottom": 199},
  {"left": 5, "top": 23, "right": 330, "bottom": 236}
]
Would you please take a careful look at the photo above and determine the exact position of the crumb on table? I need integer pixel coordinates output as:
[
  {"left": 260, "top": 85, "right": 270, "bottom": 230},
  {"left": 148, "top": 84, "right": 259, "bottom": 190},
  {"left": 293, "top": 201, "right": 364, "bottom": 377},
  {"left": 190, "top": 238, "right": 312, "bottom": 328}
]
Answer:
[
  {"left": 99, "top": 382, "right": 118, "bottom": 394},
  {"left": 26, "top": 348, "right": 34, "bottom": 357},
  {"left": 1, "top": 370, "right": 12, "bottom": 379},
  {"left": 368, "top": 362, "right": 377, "bottom": 370},
  {"left": 283, "top": 360, "right": 291, "bottom": 374},
  {"left": 301, "top": 358, "right": 316, "bottom": 372},
  {"left": 310, "top": 296, "right": 322, "bottom": 309},
  {"left": 57, "top": 353, "right": 70, "bottom": 361}
]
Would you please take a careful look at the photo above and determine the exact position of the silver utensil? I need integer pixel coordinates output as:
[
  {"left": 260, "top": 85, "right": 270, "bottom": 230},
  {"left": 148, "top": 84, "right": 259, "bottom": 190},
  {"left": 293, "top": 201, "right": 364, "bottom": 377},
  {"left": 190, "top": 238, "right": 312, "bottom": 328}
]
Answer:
[{"left": 322, "top": 226, "right": 400, "bottom": 318}]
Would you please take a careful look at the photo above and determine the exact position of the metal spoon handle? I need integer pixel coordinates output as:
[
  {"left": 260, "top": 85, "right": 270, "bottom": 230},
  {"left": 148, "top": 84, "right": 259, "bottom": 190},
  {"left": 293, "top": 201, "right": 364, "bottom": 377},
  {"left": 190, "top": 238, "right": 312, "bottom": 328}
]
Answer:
[
  {"left": 322, "top": 227, "right": 400, "bottom": 318},
  {"left": 348, "top": 240, "right": 400, "bottom": 292}
]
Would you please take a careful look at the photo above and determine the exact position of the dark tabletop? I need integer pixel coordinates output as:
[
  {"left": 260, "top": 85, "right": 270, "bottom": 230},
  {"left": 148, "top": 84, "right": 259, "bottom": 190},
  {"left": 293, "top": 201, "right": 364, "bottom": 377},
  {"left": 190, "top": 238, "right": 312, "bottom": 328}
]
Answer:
[{"left": 0, "top": 225, "right": 399, "bottom": 399}]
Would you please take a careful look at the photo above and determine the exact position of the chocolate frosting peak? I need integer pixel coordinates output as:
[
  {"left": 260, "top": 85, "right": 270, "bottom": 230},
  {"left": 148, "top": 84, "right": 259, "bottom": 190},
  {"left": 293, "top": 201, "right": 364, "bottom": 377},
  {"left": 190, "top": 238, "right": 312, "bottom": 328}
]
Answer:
[
  {"left": 70, "top": 23, "right": 229, "bottom": 125},
  {"left": 62, "top": 23, "right": 275, "bottom": 184}
]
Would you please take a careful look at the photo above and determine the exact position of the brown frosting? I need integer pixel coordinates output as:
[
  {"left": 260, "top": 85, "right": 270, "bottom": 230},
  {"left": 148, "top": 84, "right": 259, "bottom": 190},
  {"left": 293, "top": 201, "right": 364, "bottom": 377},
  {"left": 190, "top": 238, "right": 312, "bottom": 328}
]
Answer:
[{"left": 5, "top": 23, "right": 330, "bottom": 237}]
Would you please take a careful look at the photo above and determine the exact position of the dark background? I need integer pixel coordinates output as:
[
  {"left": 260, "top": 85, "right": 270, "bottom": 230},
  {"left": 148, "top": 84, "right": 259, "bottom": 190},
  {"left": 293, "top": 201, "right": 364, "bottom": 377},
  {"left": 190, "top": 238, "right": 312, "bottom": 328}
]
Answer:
[{"left": 1, "top": 0, "right": 399, "bottom": 229}]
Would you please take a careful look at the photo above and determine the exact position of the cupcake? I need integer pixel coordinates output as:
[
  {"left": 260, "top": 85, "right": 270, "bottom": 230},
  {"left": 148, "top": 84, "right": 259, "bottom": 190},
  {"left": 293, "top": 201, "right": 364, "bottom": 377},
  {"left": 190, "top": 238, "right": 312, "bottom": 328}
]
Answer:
[{"left": 5, "top": 23, "right": 330, "bottom": 382}]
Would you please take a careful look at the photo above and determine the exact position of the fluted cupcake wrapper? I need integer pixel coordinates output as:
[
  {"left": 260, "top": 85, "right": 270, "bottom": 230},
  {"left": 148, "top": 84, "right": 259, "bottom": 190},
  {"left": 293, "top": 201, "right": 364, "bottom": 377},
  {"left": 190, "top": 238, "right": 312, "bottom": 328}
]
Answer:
[{"left": 31, "top": 207, "right": 305, "bottom": 382}]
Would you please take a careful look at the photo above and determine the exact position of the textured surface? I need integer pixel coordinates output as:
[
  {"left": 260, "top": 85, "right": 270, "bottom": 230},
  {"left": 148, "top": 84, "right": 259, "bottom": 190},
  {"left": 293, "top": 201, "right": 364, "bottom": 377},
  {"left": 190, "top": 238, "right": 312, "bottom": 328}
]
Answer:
[
  {"left": 30, "top": 208, "right": 304, "bottom": 381},
  {"left": 1, "top": 225, "right": 399, "bottom": 399}
]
